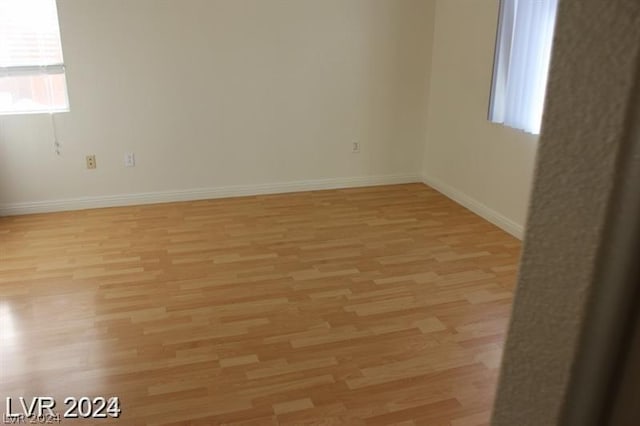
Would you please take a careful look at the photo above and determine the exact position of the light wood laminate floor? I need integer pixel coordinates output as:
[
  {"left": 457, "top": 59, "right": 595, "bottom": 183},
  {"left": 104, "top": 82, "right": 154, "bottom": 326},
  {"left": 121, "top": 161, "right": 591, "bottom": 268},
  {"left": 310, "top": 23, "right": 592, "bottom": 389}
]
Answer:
[{"left": 0, "top": 184, "right": 520, "bottom": 425}]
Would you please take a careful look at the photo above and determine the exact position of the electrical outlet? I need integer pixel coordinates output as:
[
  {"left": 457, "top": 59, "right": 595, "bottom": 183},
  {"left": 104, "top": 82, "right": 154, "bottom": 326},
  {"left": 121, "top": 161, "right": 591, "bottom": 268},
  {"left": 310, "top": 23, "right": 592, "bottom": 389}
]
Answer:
[
  {"left": 124, "top": 152, "right": 135, "bottom": 167},
  {"left": 86, "top": 155, "right": 97, "bottom": 169},
  {"left": 352, "top": 142, "right": 361, "bottom": 153}
]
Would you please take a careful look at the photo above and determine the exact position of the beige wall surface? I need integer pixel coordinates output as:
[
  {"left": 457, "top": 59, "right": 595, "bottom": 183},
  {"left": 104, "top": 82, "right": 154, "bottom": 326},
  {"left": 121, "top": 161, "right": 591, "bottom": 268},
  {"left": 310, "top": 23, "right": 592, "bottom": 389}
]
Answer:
[
  {"left": 492, "top": 0, "right": 640, "bottom": 424},
  {"left": 422, "top": 0, "right": 538, "bottom": 235},
  {"left": 0, "top": 0, "right": 435, "bottom": 208}
]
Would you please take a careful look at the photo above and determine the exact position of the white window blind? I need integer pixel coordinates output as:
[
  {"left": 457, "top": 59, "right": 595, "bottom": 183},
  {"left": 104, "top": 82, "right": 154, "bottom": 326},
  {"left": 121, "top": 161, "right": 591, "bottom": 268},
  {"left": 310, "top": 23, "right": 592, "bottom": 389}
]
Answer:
[
  {"left": 0, "top": 0, "right": 69, "bottom": 115},
  {"left": 489, "top": 0, "right": 559, "bottom": 134}
]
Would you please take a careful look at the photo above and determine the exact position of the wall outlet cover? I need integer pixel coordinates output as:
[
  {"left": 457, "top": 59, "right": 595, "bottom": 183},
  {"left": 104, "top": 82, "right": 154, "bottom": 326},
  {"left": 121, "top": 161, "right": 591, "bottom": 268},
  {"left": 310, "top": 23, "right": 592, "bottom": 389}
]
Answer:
[
  {"left": 125, "top": 153, "right": 136, "bottom": 167},
  {"left": 86, "top": 155, "right": 97, "bottom": 169}
]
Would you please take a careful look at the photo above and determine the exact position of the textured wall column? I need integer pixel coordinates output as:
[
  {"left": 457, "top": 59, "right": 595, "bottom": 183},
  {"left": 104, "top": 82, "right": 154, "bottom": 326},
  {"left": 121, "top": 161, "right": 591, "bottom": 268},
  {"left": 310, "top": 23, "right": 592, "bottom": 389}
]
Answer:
[{"left": 492, "top": 1, "right": 640, "bottom": 425}]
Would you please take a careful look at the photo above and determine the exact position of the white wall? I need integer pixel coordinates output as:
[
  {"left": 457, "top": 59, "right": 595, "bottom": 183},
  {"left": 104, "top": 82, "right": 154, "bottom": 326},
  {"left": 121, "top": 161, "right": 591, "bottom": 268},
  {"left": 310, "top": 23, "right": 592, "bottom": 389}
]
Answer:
[
  {"left": 0, "top": 0, "right": 435, "bottom": 212},
  {"left": 422, "top": 0, "right": 538, "bottom": 237},
  {"left": 0, "top": 0, "right": 538, "bottom": 234}
]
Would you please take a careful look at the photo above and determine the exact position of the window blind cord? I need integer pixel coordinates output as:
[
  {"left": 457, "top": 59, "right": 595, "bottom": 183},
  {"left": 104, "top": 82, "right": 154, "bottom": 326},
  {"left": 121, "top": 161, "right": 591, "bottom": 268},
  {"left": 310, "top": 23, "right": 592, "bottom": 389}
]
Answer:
[
  {"left": 50, "top": 112, "right": 61, "bottom": 156},
  {"left": 44, "top": 69, "right": 61, "bottom": 156}
]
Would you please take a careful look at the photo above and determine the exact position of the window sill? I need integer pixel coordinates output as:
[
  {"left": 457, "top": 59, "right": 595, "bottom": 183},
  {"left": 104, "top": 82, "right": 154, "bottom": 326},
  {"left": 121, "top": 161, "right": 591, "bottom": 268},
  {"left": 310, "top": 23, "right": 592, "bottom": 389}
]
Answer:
[{"left": 0, "top": 108, "right": 70, "bottom": 117}]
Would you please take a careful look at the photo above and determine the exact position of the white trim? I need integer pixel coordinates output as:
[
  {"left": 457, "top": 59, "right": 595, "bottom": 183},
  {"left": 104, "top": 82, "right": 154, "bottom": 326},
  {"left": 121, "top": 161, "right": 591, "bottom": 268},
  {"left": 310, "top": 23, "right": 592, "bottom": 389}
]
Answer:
[
  {"left": 421, "top": 175, "right": 525, "bottom": 240},
  {"left": 0, "top": 174, "right": 421, "bottom": 217}
]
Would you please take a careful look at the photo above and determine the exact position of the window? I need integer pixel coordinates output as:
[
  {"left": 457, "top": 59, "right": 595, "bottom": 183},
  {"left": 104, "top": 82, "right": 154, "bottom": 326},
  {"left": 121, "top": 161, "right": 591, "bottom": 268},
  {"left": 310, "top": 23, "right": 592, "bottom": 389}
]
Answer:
[
  {"left": 489, "top": 0, "right": 559, "bottom": 134},
  {"left": 0, "top": 0, "right": 69, "bottom": 115}
]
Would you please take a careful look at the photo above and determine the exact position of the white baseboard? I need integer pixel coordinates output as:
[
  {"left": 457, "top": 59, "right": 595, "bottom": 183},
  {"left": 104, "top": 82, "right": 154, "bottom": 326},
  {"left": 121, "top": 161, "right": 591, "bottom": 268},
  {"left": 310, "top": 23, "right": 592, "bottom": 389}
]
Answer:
[
  {"left": 0, "top": 174, "right": 421, "bottom": 217},
  {"left": 421, "top": 175, "right": 524, "bottom": 240}
]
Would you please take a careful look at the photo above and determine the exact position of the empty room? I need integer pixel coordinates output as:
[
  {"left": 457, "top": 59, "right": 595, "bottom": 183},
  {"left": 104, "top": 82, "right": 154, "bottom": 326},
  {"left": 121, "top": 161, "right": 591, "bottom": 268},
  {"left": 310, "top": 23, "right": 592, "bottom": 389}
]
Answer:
[{"left": 4, "top": 0, "right": 638, "bottom": 425}]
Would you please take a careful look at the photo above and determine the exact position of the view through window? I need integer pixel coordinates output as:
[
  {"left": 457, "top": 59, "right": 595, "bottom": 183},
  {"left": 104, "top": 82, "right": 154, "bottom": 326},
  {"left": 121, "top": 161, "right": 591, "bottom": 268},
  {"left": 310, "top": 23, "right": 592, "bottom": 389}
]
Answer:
[
  {"left": 0, "top": 0, "right": 69, "bottom": 115},
  {"left": 489, "top": 0, "right": 559, "bottom": 134}
]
